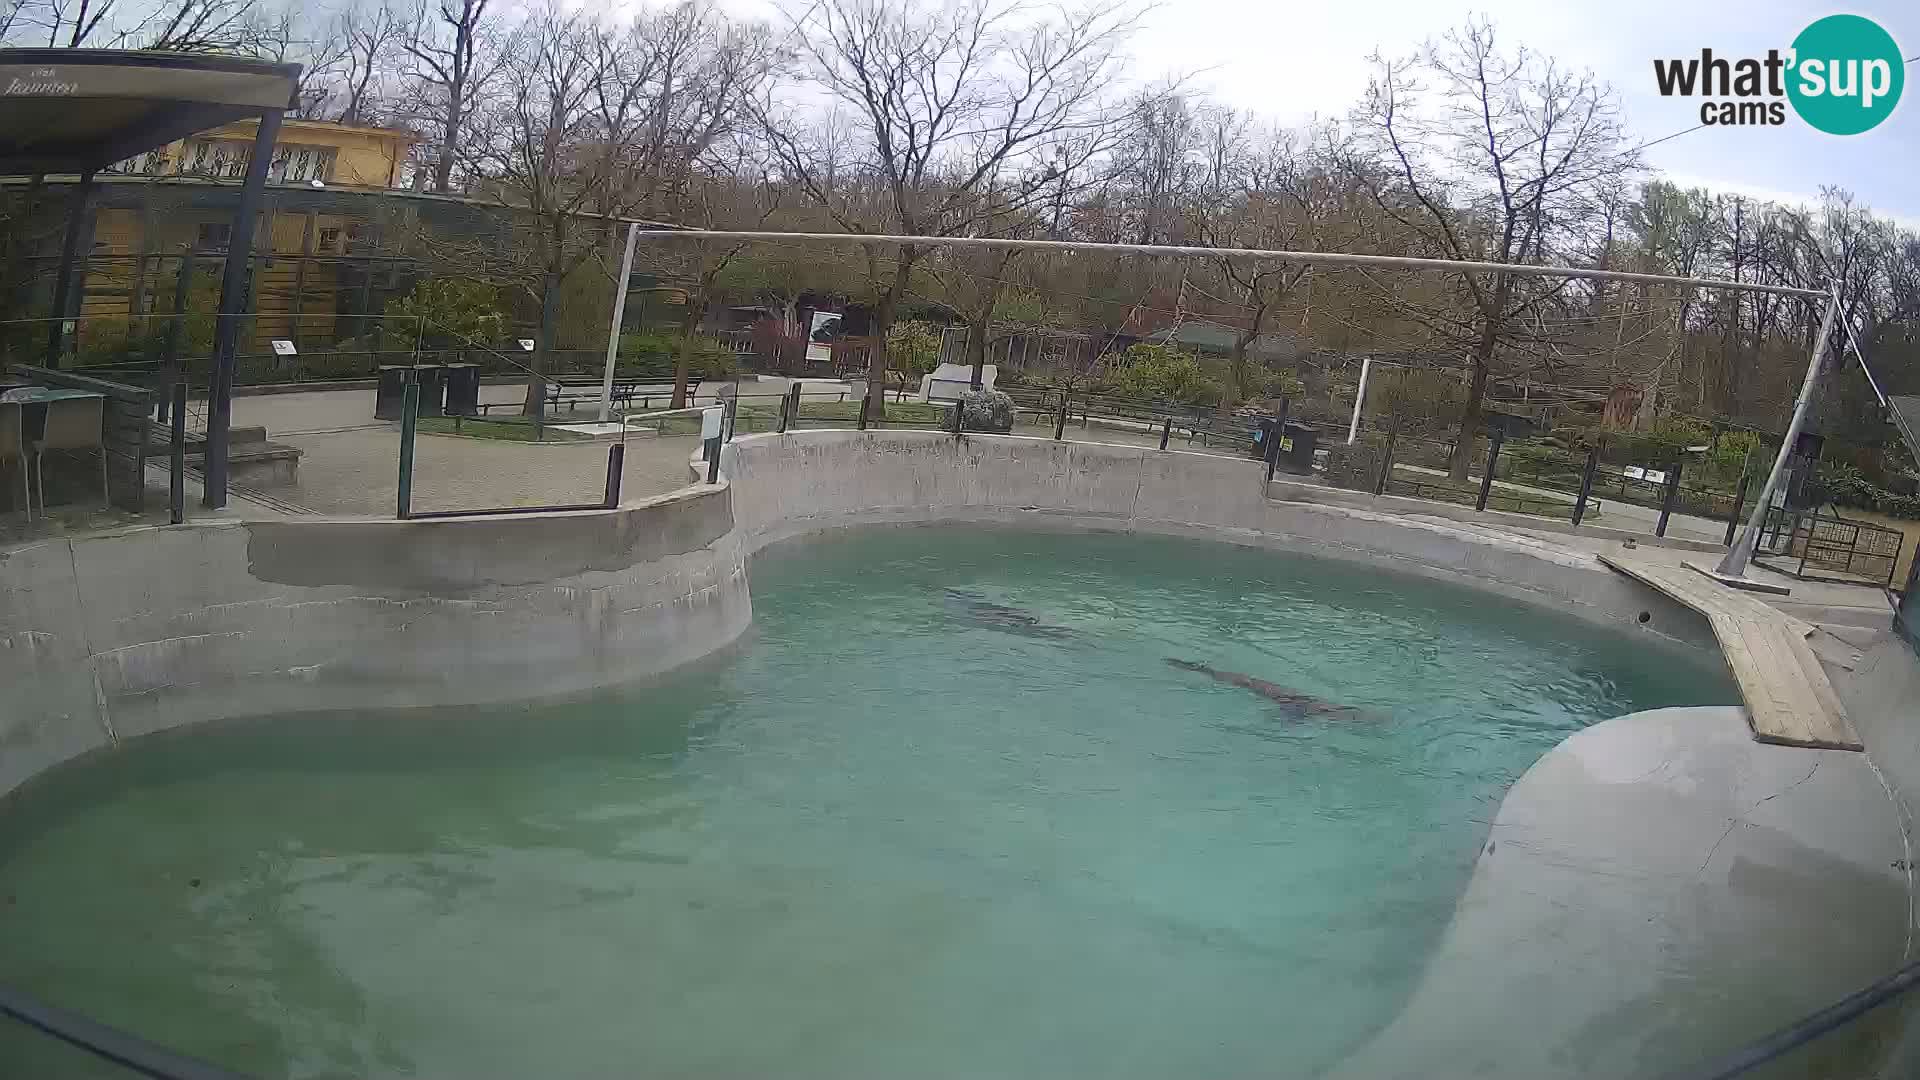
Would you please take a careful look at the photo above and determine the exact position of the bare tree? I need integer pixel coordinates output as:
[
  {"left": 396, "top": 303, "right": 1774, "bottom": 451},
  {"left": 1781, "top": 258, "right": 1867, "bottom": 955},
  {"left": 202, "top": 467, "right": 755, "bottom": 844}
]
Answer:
[
  {"left": 252, "top": 3, "right": 350, "bottom": 116},
  {"left": 1185, "top": 119, "right": 1348, "bottom": 407},
  {"left": 1346, "top": 18, "right": 1634, "bottom": 481},
  {"left": 398, "top": 0, "right": 505, "bottom": 193},
  {"left": 334, "top": 0, "right": 405, "bottom": 125},
  {"left": 762, "top": 0, "right": 1140, "bottom": 416}
]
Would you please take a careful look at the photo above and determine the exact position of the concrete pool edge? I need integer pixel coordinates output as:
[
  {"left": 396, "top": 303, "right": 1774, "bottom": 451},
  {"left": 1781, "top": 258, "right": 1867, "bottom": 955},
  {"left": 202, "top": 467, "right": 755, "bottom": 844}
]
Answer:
[
  {"left": 0, "top": 482, "right": 752, "bottom": 800},
  {"left": 1330, "top": 705, "right": 1913, "bottom": 1079},
  {"left": 714, "top": 428, "right": 1920, "bottom": 1074},
  {"left": 712, "top": 429, "right": 1723, "bottom": 654},
  {"left": 3, "top": 424, "right": 1913, "bottom": 1075}
]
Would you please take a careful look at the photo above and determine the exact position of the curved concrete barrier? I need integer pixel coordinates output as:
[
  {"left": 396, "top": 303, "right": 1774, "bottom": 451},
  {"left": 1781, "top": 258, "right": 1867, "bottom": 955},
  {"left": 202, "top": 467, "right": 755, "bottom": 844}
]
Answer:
[
  {"left": 1331, "top": 706, "right": 1909, "bottom": 1079},
  {"left": 0, "top": 484, "right": 751, "bottom": 798},
  {"left": 716, "top": 429, "right": 1718, "bottom": 649}
]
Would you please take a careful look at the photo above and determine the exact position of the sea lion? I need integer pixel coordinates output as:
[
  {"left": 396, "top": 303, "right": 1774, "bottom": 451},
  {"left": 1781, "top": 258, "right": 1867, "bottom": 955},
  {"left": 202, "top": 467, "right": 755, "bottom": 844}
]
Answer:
[
  {"left": 1165, "top": 658, "right": 1367, "bottom": 719},
  {"left": 945, "top": 589, "right": 1074, "bottom": 639}
]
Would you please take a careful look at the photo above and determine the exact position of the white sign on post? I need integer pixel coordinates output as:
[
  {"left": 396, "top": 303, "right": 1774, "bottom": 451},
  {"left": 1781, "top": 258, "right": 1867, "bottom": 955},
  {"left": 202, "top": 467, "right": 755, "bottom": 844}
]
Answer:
[
  {"left": 519, "top": 339, "right": 536, "bottom": 352},
  {"left": 805, "top": 310, "right": 838, "bottom": 364},
  {"left": 701, "top": 406, "right": 723, "bottom": 440},
  {"left": 270, "top": 339, "right": 297, "bottom": 356}
]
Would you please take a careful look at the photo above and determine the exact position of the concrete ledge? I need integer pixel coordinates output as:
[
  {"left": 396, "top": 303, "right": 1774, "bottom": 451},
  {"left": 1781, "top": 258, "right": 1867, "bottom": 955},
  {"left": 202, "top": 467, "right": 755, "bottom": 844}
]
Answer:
[
  {"left": 1332, "top": 706, "right": 1909, "bottom": 1080},
  {"left": 0, "top": 484, "right": 752, "bottom": 799}
]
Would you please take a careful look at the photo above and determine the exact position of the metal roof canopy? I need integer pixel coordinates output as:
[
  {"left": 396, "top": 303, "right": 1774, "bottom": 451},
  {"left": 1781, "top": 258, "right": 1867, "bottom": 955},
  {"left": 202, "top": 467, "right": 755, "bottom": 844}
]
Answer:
[
  {"left": 0, "top": 49, "right": 297, "bottom": 175},
  {"left": 0, "top": 48, "right": 299, "bottom": 512}
]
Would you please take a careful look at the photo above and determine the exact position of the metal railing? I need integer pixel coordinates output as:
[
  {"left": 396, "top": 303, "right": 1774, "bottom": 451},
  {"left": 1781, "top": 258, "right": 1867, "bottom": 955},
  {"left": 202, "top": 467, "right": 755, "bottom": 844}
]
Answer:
[
  {"left": 1752, "top": 506, "right": 1906, "bottom": 589},
  {"left": 1, "top": 983, "right": 253, "bottom": 1079},
  {"left": 1324, "top": 427, "right": 1769, "bottom": 536}
]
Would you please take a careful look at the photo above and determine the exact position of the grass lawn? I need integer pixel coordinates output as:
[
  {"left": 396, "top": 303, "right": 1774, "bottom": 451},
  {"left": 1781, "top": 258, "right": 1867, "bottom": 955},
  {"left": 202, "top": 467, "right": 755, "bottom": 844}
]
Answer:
[
  {"left": 415, "top": 417, "right": 589, "bottom": 442},
  {"left": 1388, "top": 465, "right": 1578, "bottom": 519}
]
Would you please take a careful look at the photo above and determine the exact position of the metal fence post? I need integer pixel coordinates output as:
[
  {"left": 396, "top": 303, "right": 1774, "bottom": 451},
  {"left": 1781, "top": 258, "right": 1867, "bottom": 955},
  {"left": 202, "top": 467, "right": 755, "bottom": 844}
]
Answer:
[
  {"left": 1571, "top": 448, "right": 1598, "bottom": 526},
  {"left": 1724, "top": 470, "right": 1752, "bottom": 547},
  {"left": 723, "top": 394, "right": 738, "bottom": 441},
  {"left": 706, "top": 438, "right": 721, "bottom": 483},
  {"left": 951, "top": 399, "right": 965, "bottom": 436},
  {"left": 857, "top": 395, "right": 870, "bottom": 430},
  {"left": 1375, "top": 427, "right": 1398, "bottom": 496},
  {"left": 168, "top": 381, "right": 187, "bottom": 524},
  {"left": 1054, "top": 394, "right": 1068, "bottom": 440},
  {"left": 603, "top": 443, "right": 625, "bottom": 508},
  {"left": 1656, "top": 456, "right": 1685, "bottom": 537},
  {"left": 396, "top": 378, "right": 418, "bottom": 519},
  {"left": 1159, "top": 416, "right": 1171, "bottom": 451},
  {"left": 1475, "top": 428, "right": 1504, "bottom": 512},
  {"left": 776, "top": 388, "right": 792, "bottom": 433},
  {"left": 788, "top": 383, "right": 804, "bottom": 430}
]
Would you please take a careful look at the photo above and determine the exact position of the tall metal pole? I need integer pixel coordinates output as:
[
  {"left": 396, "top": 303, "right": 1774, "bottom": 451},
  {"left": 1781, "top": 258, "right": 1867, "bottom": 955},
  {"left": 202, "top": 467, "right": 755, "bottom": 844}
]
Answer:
[
  {"left": 599, "top": 221, "right": 639, "bottom": 423},
  {"left": 204, "top": 107, "right": 282, "bottom": 509},
  {"left": 1715, "top": 288, "right": 1840, "bottom": 579},
  {"left": 1347, "top": 356, "right": 1371, "bottom": 444}
]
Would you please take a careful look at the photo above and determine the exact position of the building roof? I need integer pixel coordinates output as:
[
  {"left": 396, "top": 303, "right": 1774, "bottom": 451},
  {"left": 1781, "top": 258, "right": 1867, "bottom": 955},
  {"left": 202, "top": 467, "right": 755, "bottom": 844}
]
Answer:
[
  {"left": 207, "top": 115, "right": 422, "bottom": 144},
  {"left": 1145, "top": 319, "right": 1304, "bottom": 361},
  {"left": 0, "top": 48, "right": 299, "bottom": 175}
]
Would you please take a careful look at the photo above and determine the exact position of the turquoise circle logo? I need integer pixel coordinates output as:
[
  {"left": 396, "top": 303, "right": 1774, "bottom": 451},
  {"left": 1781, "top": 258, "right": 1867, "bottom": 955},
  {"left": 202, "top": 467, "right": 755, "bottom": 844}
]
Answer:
[{"left": 1787, "top": 14, "right": 1903, "bottom": 135}]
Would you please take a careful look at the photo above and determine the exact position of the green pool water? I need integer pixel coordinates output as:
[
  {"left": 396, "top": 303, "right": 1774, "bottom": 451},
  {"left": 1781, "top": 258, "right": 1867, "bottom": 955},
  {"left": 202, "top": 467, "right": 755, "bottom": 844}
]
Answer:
[{"left": 0, "top": 528, "right": 1737, "bottom": 1079}]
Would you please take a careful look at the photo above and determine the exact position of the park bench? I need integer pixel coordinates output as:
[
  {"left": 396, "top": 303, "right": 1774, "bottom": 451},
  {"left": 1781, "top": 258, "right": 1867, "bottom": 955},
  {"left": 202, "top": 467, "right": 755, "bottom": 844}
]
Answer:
[{"left": 542, "top": 375, "right": 701, "bottom": 413}]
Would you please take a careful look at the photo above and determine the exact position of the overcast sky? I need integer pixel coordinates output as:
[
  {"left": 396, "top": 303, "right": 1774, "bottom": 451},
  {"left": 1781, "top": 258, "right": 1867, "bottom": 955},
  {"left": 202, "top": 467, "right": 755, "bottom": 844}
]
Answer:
[{"left": 1125, "top": 0, "right": 1918, "bottom": 223}]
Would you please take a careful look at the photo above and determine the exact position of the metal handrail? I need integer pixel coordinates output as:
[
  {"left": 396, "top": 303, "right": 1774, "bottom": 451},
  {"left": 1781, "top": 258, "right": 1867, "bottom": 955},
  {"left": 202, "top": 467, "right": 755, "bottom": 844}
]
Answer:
[
  {"left": 1667, "top": 956, "right": 1920, "bottom": 1079},
  {"left": 0, "top": 983, "right": 253, "bottom": 1080}
]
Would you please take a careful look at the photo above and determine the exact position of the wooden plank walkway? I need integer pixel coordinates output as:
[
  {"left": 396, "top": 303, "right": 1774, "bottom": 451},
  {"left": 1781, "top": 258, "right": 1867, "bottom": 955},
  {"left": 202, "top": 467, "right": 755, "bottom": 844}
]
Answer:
[{"left": 1599, "top": 553, "right": 1861, "bottom": 751}]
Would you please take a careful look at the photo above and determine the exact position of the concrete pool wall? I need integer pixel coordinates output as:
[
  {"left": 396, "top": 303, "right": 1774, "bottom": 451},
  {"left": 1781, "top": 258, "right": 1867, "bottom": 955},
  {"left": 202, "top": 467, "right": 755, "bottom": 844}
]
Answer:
[
  {"left": 715, "top": 429, "right": 1720, "bottom": 650},
  {"left": 2, "top": 425, "right": 1913, "bottom": 1074},
  {"left": 0, "top": 484, "right": 751, "bottom": 799}
]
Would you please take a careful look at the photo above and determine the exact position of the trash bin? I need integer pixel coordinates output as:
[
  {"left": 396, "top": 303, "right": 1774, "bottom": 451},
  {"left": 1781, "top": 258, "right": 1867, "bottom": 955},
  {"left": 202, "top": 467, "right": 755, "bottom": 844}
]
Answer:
[
  {"left": 1276, "top": 420, "right": 1318, "bottom": 474},
  {"left": 1249, "top": 415, "right": 1282, "bottom": 460},
  {"left": 412, "top": 364, "right": 447, "bottom": 417},
  {"left": 444, "top": 363, "right": 480, "bottom": 416},
  {"left": 374, "top": 365, "right": 409, "bottom": 420}
]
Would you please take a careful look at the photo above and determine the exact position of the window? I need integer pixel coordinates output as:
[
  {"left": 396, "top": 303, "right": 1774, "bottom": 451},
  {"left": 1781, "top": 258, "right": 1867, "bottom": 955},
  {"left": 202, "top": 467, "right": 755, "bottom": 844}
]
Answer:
[
  {"left": 269, "top": 145, "right": 337, "bottom": 184},
  {"left": 196, "top": 223, "right": 232, "bottom": 251},
  {"left": 175, "top": 140, "right": 337, "bottom": 184},
  {"left": 104, "top": 149, "right": 166, "bottom": 175},
  {"left": 179, "top": 139, "right": 249, "bottom": 178}
]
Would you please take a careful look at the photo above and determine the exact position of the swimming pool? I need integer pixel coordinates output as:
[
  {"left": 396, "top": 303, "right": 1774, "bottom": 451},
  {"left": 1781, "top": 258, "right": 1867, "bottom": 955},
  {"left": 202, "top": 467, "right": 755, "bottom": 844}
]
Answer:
[{"left": 0, "top": 527, "right": 1737, "bottom": 1078}]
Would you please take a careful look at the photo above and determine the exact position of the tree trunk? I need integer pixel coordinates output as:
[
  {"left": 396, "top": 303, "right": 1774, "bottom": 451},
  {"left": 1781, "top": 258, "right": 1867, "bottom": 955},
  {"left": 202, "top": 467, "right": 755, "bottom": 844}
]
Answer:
[
  {"left": 1631, "top": 359, "right": 1664, "bottom": 429},
  {"left": 866, "top": 256, "right": 913, "bottom": 419},
  {"left": 966, "top": 318, "right": 990, "bottom": 389},
  {"left": 868, "top": 287, "right": 896, "bottom": 419},
  {"left": 1449, "top": 359, "right": 1490, "bottom": 484},
  {"left": 523, "top": 267, "right": 560, "bottom": 416},
  {"left": 433, "top": 99, "right": 461, "bottom": 193},
  {"left": 1448, "top": 315, "right": 1501, "bottom": 485},
  {"left": 670, "top": 302, "right": 702, "bottom": 410},
  {"left": 1226, "top": 330, "right": 1253, "bottom": 412}
]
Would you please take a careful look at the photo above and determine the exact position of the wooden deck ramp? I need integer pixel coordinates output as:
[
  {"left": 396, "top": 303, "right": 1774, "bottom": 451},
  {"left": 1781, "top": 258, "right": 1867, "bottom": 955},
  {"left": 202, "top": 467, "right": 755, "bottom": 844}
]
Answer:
[{"left": 1598, "top": 553, "right": 1861, "bottom": 751}]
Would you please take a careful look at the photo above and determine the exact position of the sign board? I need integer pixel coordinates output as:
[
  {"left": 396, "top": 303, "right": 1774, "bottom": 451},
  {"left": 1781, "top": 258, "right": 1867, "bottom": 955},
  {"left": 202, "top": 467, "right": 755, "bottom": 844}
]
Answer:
[
  {"left": 805, "top": 310, "right": 839, "bottom": 364},
  {"left": 701, "top": 406, "right": 724, "bottom": 440},
  {"left": 1624, "top": 466, "right": 1667, "bottom": 486},
  {"left": 518, "top": 339, "right": 536, "bottom": 352},
  {"left": 270, "top": 339, "right": 297, "bottom": 356}
]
